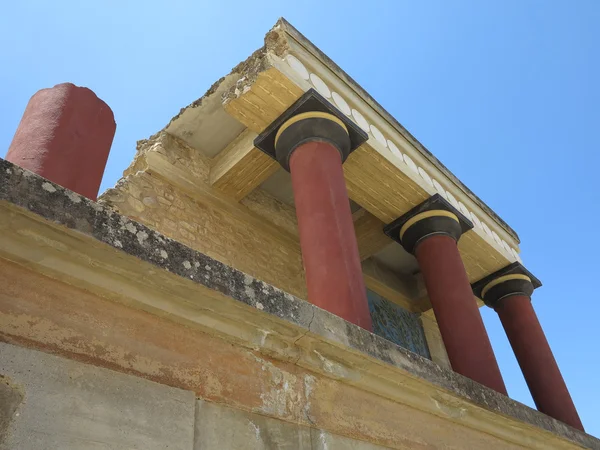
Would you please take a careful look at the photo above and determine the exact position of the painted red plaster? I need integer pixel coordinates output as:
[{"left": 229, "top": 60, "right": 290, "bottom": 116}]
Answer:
[
  {"left": 496, "top": 294, "right": 584, "bottom": 431},
  {"left": 289, "top": 141, "right": 372, "bottom": 331},
  {"left": 415, "top": 235, "right": 507, "bottom": 394},
  {"left": 6, "top": 83, "right": 115, "bottom": 200}
]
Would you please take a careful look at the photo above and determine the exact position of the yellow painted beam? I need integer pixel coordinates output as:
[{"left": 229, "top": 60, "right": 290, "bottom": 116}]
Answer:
[{"left": 210, "top": 129, "right": 279, "bottom": 202}]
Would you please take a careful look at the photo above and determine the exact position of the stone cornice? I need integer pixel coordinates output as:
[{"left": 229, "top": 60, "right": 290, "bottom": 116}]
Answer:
[{"left": 0, "top": 158, "right": 596, "bottom": 449}]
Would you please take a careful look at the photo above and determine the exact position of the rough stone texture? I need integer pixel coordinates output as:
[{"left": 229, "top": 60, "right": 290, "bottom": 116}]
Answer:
[
  {"left": 0, "top": 258, "right": 535, "bottom": 449},
  {"left": 100, "top": 132, "right": 307, "bottom": 299},
  {"left": 0, "top": 377, "right": 23, "bottom": 445},
  {"left": 311, "top": 430, "right": 390, "bottom": 450},
  {"left": 195, "top": 400, "right": 312, "bottom": 449},
  {"left": 1, "top": 158, "right": 599, "bottom": 449},
  {"left": 0, "top": 158, "right": 313, "bottom": 331},
  {"left": 0, "top": 342, "right": 195, "bottom": 450},
  {"left": 420, "top": 312, "right": 451, "bottom": 369},
  {"left": 194, "top": 400, "right": 390, "bottom": 450}
]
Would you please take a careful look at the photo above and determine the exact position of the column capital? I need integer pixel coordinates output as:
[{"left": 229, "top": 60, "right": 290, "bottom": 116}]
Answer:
[
  {"left": 254, "top": 88, "right": 367, "bottom": 171},
  {"left": 472, "top": 262, "right": 542, "bottom": 309},
  {"left": 383, "top": 194, "right": 473, "bottom": 254}
]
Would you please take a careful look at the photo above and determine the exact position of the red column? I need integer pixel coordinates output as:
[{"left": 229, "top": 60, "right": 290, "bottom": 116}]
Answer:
[
  {"left": 416, "top": 235, "right": 507, "bottom": 394},
  {"left": 496, "top": 295, "right": 584, "bottom": 430},
  {"left": 289, "top": 141, "right": 372, "bottom": 331},
  {"left": 6, "top": 83, "right": 116, "bottom": 200}
]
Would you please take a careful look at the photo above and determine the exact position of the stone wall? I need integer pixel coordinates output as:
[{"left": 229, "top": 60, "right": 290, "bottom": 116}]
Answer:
[
  {"left": 97, "top": 133, "right": 456, "bottom": 368},
  {"left": 0, "top": 343, "right": 195, "bottom": 450},
  {"left": 0, "top": 343, "right": 390, "bottom": 450},
  {"left": 2, "top": 158, "right": 596, "bottom": 449},
  {"left": 100, "top": 133, "right": 307, "bottom": 299},
  {"left": 0, "top": 258, "right": 551, "bottom": 449}
]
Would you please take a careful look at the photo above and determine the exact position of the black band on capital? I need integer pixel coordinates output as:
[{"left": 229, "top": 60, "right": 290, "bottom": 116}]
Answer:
[
  {"left": 481, "top": 277, "right": 535, "bottom": 309},
  {"left": 399, "top": 212, "right": 462, "bottom": 254},
  {"left": 275, "top": 114, "right": 350, "bottom": 171},
  {"left": 471, "top": 262, "right": 542, "bottom": 309},
  {"left": 254, "top": 89, "right": 368, "bottom": 171},
  {"left": 384, "top": 194, "right": 474, "bottom": 255}
]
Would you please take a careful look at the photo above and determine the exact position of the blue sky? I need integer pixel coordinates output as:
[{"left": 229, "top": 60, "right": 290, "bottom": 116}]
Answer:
[{"left": 2, "top": 0, "right": 599, "bottom": 436}]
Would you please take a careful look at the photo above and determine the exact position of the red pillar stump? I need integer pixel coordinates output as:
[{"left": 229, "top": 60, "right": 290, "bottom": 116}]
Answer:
[
  {"left": 384, "top": 197, "right": 507, "bottom": 394},
  {"left": 474, "top": 266, "right": 584, "bottom": 430},
  {"left": 6, "top": 83, "right": 116, "bottom": 200},
  {"left": 290, "top": 141, "right": 372, "bottom": 330}
]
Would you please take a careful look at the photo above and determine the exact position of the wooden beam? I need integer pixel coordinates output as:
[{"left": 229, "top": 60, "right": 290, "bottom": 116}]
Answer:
[
  {"left": 222, "top": 68, "right": 304, "bottom": 134},
  {"left": 210, "top": 67, "right": 303, "bottom": 202},
  {"left": 210, "top": 129, "right": 279, "bottom": 202},
  {"left": 220, "top": 68, "right": 512, "bottom": 283}
]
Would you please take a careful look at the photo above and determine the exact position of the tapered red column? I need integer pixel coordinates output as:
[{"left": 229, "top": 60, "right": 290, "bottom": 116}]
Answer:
[
  {"left": 6, "top": 83, "right": 116, "bottom": 200},
  {"left": 290, "top": 141, "right": 371, "bottom": 330},
  {"left": 474, "top": 265, "right": 583, "bottom": 430},
  {"left": 416, "top": 235, "right": 507, "bottom": 393},
  {"left": 384, "top": 195, "right": 507, "bottom": 394},
  {"left": 254, "top": 89, "right": 371, "bottom": 330}
]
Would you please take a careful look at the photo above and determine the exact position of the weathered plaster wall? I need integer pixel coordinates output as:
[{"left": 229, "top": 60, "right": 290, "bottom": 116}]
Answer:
[
  {"left": 100, "top": 133, "right": 307, "bottom": 299},
  {"left": 99, "top": 133, "right": 452, "bottom": 362},
  {"left": 195, "top": 400, "right": 390, "bottom": 450},
  {"left": 0, "top": 342, "right": 395, "bottom": 450},
  {"left": 0, "top": 343, "right": 195, "bottom": 450},
  {"left": 1, "top": 160, "right": 597, "bottom": 449},
  {"left": 99, "top": 129, "right": 456, "bottom": 365},
  {"left": 0, "top": 259, "right": 528, "bottom": 449}
]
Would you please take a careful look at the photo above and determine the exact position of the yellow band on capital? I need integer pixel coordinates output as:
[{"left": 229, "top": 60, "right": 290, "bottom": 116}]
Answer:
[
  {"left": 481, "top": 274, "right": 532, "bottom": 298},
  {"left": 399, "top": 210, "right": 459, "bottom": 240},
  {"left": 274, "top": 112, "right": 349, "bottom": 146}
]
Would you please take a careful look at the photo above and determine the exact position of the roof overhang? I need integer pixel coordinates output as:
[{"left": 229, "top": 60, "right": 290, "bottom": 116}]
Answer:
[{"left": 162, "top": 18, "right": 524, "bottom": 287}]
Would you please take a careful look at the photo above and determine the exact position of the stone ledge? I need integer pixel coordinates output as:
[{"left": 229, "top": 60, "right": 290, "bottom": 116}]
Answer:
[{"left": 0, "top": 158, "right": 597, "bottom": 449}]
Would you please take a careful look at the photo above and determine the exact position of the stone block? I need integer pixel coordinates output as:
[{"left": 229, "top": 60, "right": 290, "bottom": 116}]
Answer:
[
  {"left": 311, "top": 430, "right": 389, "bottom": 450},
  {"left": 0, "top": 378, "right": 23, "bottom": 445},
  {"left": 0, "top": 343, "right": 195, "bottom": 450},
  {"left": 194, "top": 400, "right": 311, "bottom": 449},
  {"left": 193, "top": 399, "right": 390, "bottom": 450}
]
